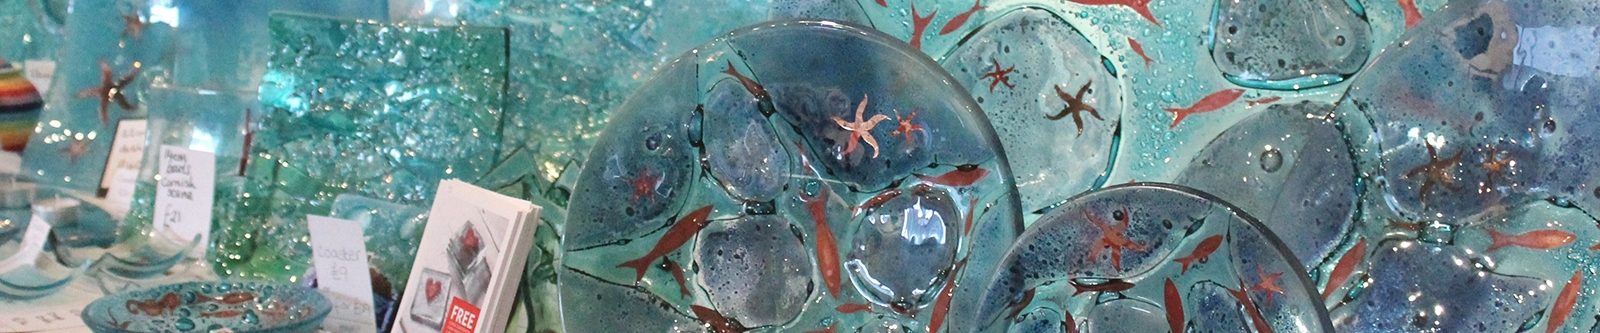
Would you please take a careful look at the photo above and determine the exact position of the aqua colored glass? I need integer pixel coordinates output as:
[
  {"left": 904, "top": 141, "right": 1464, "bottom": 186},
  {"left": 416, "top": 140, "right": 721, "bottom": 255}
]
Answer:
[
  {"left": 558, "top": 20, "right": 1021, "bottom": 332},
  {"left": 219, "top": 13, "right": 508, "bottom": 282}
]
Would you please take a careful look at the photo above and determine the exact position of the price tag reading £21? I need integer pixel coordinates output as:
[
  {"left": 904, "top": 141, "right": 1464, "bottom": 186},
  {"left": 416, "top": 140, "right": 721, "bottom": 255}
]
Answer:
[{"left": 151, "top": 145, "right": 215, "bottom": 251}]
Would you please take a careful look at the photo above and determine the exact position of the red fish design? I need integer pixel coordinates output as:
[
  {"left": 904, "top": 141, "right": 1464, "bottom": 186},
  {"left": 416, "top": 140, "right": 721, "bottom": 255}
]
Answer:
[
  {"left": 1006, "top": 288, "right": 1036, "bottom": 320},
  {"left": 722, "top": 61, "right": 769, "bottom": 101},
  {"left": 1063, "top": 309, "right": 1079, "bottom": 333},
  {"left": 875, "top": 0, "right": 886, "bottom": 7},
  {"left": 805, "top": 324, "right": 837, "bottom": 333},
  {"left": 1546, "top": 269, "right": 1582, "bottom": 333},
  {"left": 1071, "top": 279, "right": 1135, "bottom": 296},
  {"left": 617, "top": 205, "right": 717, "bottom": 282},
  {"left": 915, "top": 166, "right": 989, "bottom": 187},
  {"left": 939, "top": 0, "right": 985, "bottom": 35},
  {"left": 1164, "top": 88, "right": 1244, "bottom": 128},
  {"left": 836, "top": 303, "right": 873, "bottom": 314},
  {"left": 964, "top": 198, "right": 978, "bottom": 234},
  {"left": 1084, "top": 207, "right": 1148, "bottom": 271},
  {"left": 1398, "top": 0, "right": 1422, "bottom": 28},
  {"left": 909, "top": 3, "right": 937, "bottom": 50},
  {"left": 1164, "top": 278, "right": 1183, "bottom": 333},
  {"left": 691, "top": 305, "right": 749, "bottom": 333},
  {"left": 1128, "top": 37, "right": 1153, "bottom": 68},
  {"left": 1069, "top": 0, "right": 1159, "bottom": 26},
  {"left": 663, "top": 258, "right": 692, "bottom": 297},
  {"left": 1173, "top": 235, "right": 1222, "bottom": 274},
  {"left": 805, "top": 186, "right": 843, "bottom": 298},
  {"left": 77, "top": 61, "right": 141, "bottom": 125},
  {"left": 1323, "top": 239, "right": 1366, "bottom": 299},
  {"left": 856, "top": 188, "right": 903, "bottom": 214},
  {"left": 204, "top": 291, "right": 257, "bottom": 305},
  {"left": 1486, "top": 229, "right": 1575, "bottom": 252},
  {"left": 1226, "top": 281, "right": 1277, "bottom": 333},
  {"left": 927, "top": 258, "right": 968, "bottom": 333},
  {"left": 981, "top": 58, "right": 1017, "bottom": 92},
  {"left": 200, "top": 310, "right": 243, "bottom": 318},
  {"left": 1246, "top": 96, "right": 1281, "bottom": 107}
]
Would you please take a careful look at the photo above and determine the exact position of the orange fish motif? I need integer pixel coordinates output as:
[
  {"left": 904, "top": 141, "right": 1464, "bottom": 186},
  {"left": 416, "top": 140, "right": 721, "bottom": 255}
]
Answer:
[
  {"left": 805, "top": 187, "right": 843, "bottom": 298},
  {"left": 663, "top": 258, "right": 692, "bottom": 298},
  {"left": 939, "top": 0, "right": 985, "bottom": 35},
  {"left": 857, "top": 188, "right": 904, "bottom": 214},
  {"left": 616, "top": 205, "right": 717, "bottom": 282},
  {"left": 1127, "top": 37, "right": 1153, "bottom": 68},
  {"left": 1063, "top": 309, "right": 1079, "bottom": 333},
  {"left": 875, "top": 0, "right": 886, "bottom": 7},
  {"left": 964, "top": 198, "right": 978, "bottom": 234},
  {"left": 909, "top": 3, "right": 937, "bottom": 50},
  {"left": 915, "top": 166, "right": 989, "bottom": 187},
  {"left": 805, "top": 324, "right": 837, "bottom": 333},
  {"left": 203, "top": 291, "right": 257, "bottom": 305},
  {"left": 836, "top": 303, "right": 873, "bottom": 314},
  {"left": 691, "top": 305, "right": 749, "bottom": 333},
  {"left": 1069, "top": 0, "right": 1159, "bottom": 26},
  {"left": 1546, "top": 269, "right": 1582, "bottom": 333},
  {"left": 1173, "top": 235, "right": 1222, "bottom": 274},
  {"left": 1486, "top": 229, "right": 1575, "bottom": 252},
  {"left": 1226, "top": 281, "right": 1277, "bottom": 333},
  {"left": 1164, "top": 278, "right": 1183, "bottom": 333},
  {"left": 1398, "top": 0, "right": 1423, "bottom": 28},
  {"left": 200, "top": 310, "right": 243, "bottom": 318},
  {"left": 1084, "top": 207, "right": 1148, "bottom": 271},
  {"left": 1071, "top": 279, "right": 1135, "bottom": 296},
  {"left": 1164, "top": 89, "right": 1244, "bottom": 128},
  {"left": 1246, "top": 96, "right": 1281, "bottom": 107},
  {"left": 1323, "top": 239, "right": 1367, "bottom": 299},
  {"left": 722, "top": 61, "right": 770, "bottom": 101},
  {"left": 927, "top": 258, "right": 967, "bottom": 333}
]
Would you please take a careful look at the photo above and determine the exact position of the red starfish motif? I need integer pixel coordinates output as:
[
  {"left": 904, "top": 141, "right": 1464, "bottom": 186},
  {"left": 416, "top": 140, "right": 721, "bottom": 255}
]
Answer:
[
  {"left": 1250, "top": 266, "right": 1286, "bottom": 305},
  {"left": 629, "top": 168, "right": 661, "bottom": 203},
  {"left": 831, "top": 95, "right": 890, "bottom": 158},
  {"left": 122, "top": 13, "right": 144, "bottom": 39},
  {"left": 60, "top": 137, "right": 91, "bottom": 164},
  {"left": 888, "top": 110, "right": 926, "bottom": 146},
  {"left": 76, "top": 61, "right": 141, "bottom": 125},
  {"left": 1403, "top": 141, "right": 1463, "bottom": 204},
  {"left": 981, "top": 58, "right": 1016, "bottom": 92},
  {"left": 1083, "top": 206, "right": 1147, "bottom": 271},
  {"left": 1046, "top": 82, "right": 1102, "bottom": 137},
  {"left": 1478, "top": 145, "right": 1513, "bottom": 193}
]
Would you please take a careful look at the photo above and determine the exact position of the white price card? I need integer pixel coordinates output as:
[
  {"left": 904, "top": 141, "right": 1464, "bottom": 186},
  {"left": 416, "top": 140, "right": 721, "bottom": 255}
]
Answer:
[
  {"left": 151, "top": 145, "right": 215, "bottom": 251},
  {"left": 308, "top": 215, "right": 377, "bottom": 333},
  {"left": 104, "top": 169, "right": 139, "bottom": 219},
  {"left": 22, "top": 60, "right": 54, "bottom": 95},
  {"left": 100, "top": 119, "right": 148, "bottom": 190},
  {"left": 0, "top": 215, "right": 50, "bottom": 274}
]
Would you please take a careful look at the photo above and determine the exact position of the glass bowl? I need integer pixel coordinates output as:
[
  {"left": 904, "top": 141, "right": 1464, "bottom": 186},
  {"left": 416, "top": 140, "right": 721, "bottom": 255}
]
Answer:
[{"left": 82, "top": 281, "right": 331, "bottom": 333}]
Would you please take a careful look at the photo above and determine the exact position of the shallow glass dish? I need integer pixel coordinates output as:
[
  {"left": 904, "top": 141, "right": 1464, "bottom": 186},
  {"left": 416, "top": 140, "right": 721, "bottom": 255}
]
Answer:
[{"left": 81, "top": 281, "right": 331, "bottom": 333}]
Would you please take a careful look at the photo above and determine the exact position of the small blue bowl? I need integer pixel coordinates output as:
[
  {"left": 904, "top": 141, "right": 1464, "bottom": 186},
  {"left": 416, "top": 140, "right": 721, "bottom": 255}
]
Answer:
[{"left": 82, "top": 281, "right": 331, "bottom": 333}]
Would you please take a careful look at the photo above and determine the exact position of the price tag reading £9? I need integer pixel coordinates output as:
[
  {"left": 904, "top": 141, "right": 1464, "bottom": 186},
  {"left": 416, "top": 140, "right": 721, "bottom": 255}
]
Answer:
[
  {"left": 308, "top": 215, "right": 377, "bottom": 333},
  {"left": 151, "top": 145, "right": 215, "bottom": 253}
]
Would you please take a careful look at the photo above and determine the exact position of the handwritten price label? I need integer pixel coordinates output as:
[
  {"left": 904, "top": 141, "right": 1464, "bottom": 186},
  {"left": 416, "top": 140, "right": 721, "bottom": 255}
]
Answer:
[
  {"left": 307, "top": 215, "right": 376, "bottom": 333},
  {"left": 151, "top": 145, "right": 215, "bottom": 251}
]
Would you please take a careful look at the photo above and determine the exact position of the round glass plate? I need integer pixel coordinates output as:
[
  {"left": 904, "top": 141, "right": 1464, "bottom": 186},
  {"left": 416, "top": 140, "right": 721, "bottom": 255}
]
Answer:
[
  {"left": 81, "top": 281, "right": 330, "bottom": 333},
  {"left": 558, "top": 20, "right": 1022, "bottom": 332}
]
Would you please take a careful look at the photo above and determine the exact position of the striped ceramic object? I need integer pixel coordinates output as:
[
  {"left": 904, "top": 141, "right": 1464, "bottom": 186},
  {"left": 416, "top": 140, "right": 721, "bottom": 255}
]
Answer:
[{"left": 0, "top": 60, "right": 41, "bottom": 152}]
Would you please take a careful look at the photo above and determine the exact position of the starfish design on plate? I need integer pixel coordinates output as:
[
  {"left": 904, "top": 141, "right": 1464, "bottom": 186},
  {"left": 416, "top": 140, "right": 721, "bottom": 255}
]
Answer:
[
  {"left": 832, "top": 95, "right": 890, "bottom": 158},
  {"left": 1478, "top": 145, "right": 1513, "bottom": 193},
  {"left": 77, "top": 61, "right": 141, "bottom": 125},
  {"left": 1084, "top": 206, "right": 1147, "bottom": 271},
  {"left": 1250, "top": 266, "right": 1286, "bottom": 305},
  {"left": 629, "top": 168, "right": 661, "bottom": 203},
  {"left": 122, "top": 13, "right": 144, "bottom": 39},
  {"left": 888, "top": 110, "right": 926, "bottom": 146},
  {"left": 1403, "top": 141, "right": 1463, "bottom": 204},
  {"left": 61, "top": 137, "right": 90, "bottom": 164},
  {"left": 980, "top": 58, "right": 1016, "bottom": 92},
  {"left": 1045, "top": 82, "right": 1101, "bottom": 136}
]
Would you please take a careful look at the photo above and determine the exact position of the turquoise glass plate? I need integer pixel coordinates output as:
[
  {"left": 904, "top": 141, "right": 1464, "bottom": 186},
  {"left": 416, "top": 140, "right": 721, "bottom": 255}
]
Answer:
[{"left": 82, "top": 281, "right": 331, "bottom": 333}]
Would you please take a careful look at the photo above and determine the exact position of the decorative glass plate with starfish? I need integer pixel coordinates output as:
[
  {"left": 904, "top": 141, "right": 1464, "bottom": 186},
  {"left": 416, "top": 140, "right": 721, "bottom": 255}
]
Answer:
[{"left": 558, "top": 20, "right": 1023, "bottom": 332}]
